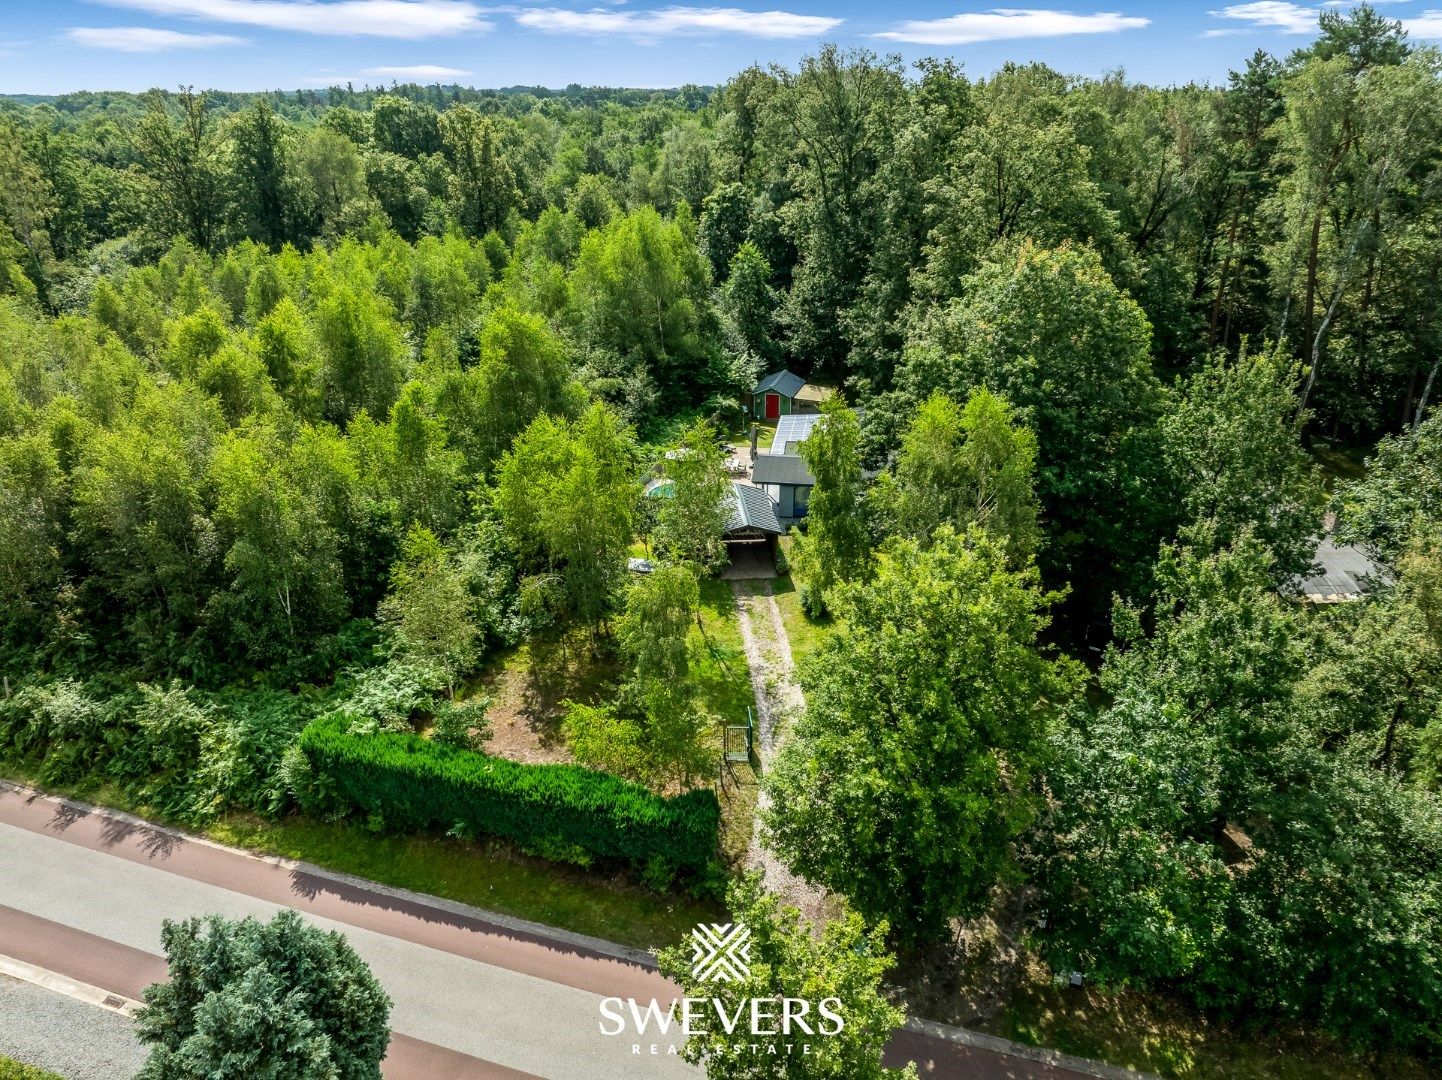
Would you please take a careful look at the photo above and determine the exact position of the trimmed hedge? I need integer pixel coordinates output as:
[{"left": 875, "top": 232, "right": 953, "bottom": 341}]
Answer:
[{"left": 295, "top": 715, "right": 719, "bottom": 871}]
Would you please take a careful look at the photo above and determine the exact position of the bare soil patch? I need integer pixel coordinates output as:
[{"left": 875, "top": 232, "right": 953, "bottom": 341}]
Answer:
[{"left": 463, "top": 635, "right": 622, "bottom": 766}]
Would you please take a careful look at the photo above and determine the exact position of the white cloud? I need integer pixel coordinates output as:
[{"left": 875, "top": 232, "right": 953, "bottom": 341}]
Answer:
[
  {"left": 90, "top": 0, "right": 490, "bottom": 39},
  {"left": 364, "top": 63, "right": 471, "bottom": 76},
  {"left": 301, "top": 62, "right": 470, "bottom": 82},
  {"left": 65, "top": 25, "right": 244, "bottom": 50},
  {"left": 515, "top": 6, "right": 843, "bottom": 39},
  {"left": 1207, "top": 2, "right": 1318, "bottom": 33},
  {"left": 875, "top": 8, "right": 1150, "bottom": 46},
  {"left": 1403, "top": 11, "right": 1442, "bottom": 37},
  {"left": 1211, "top": 2, "right": 1436, "bottom": 37}
]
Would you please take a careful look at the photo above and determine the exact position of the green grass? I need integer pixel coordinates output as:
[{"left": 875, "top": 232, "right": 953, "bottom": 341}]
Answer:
[
  {"left": 717, "top": 759, "right": 759, "bottom": 869},
  {"left": 1309, "top": 442, "right": 1368, "bottom": 487},
  {"left": 770, "top": 541, "right": 834, "bottom": 667},
  {"left": 997, "top": 980, "right": 1435, "bottom": 1080},
  {"left": 727, "top": 420, "right": 777, "bottom": 452},
  {"left": 0, "top": 1058, "right": 66, "bottom": 1080},
  {"left": 0, "top": 761, "right": 717, "bottom": 953},
  {"left": 771, "top": 575, "right": 832, "bottom": 667},
  {"left": 210, "top": 814, "right": 719, "bottom": 951},
  {"left": 694, "top": 577, "right": 758, "bottom": 724}
]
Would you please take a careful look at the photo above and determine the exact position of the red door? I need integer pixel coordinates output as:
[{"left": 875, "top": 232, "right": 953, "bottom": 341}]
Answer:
[{"left": 765, "top": 393, "right": 780, "bottom": 420}]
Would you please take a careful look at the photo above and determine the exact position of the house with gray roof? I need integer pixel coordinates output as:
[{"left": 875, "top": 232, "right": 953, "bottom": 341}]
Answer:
[
  {"left": 751, "top": 453, "right": 815, "bottom": 519},
  {"left": 750, "top": 370, "right": 834, "bottom": 420},
  {"left": 725, "top": 481, "right": 784, "bottom": 538}
]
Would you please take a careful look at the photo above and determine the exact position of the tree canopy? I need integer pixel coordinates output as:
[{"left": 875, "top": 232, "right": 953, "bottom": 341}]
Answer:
[
  {"left": 766, "top": 527, "right": 1081, "bottom": 941},
  {"left": 136, "top": 910, "right": 391, "bottom": 1080}
]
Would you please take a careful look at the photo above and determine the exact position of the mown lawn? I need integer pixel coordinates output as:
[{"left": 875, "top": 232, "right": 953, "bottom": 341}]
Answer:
[
  {"left": 771, "top": 574, "right": 833, "bottom": 667},
  {"left": 772, "top": 538, "right": 834, "bottom": 667},
  {"left": 725, "top": 420, "right": 777, "bottom": 452},
  {"left": 695, "top": 577, "right": 757, "bottom": 725}
]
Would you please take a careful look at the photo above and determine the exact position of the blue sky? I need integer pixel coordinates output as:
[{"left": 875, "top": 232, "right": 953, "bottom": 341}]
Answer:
[{"left": 1, "top": 1, "right": 1439, "bottom": 95}]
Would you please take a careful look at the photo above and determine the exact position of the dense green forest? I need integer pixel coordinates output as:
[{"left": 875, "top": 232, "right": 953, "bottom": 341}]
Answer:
[{"left": 2, "top": 3, "right": 1441, "bottom": 1071}]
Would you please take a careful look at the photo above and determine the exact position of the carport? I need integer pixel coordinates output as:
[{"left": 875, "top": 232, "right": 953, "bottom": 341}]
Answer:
[{"left": 722, "top": 481, "right": 784, "bottom": 579}]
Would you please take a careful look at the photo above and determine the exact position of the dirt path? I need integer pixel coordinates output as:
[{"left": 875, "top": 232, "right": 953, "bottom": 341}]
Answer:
[{"left": 730, "top": 579, "right": 828, "bottom": 923}]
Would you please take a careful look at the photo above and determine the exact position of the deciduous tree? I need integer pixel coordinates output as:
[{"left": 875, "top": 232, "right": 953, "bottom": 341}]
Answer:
[
  {"left": 377, "top": 523, "right": 479, "bottom": 695},
  {"left": 1161, "top": 343, "right": 1325, "bottom": 581},
  {"left": 657, "top": 873, "right": 917, "bottom": 1080},
  {"left": 654, "top": 420, "right": 731, "bottom": 573},
  {"left": 789, "top": 400, "right": 869, "bottom": 617},
  {"left": 766, "top": 527, "right": 1080, "bottom": 941},
  {"left": 872, "top": 389, "right": 1040, "bottom": 562}
]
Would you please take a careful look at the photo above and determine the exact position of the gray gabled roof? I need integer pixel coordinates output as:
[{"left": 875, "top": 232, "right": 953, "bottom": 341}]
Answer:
[
  {"left": 751, "top": 453, "right": 815, "bottom": 487},
  {"left": 725, "top": 482, "right": 783, "bottom": 535},
  {"left": 754, "top": 370, "right": 806, "bottom": 399}
]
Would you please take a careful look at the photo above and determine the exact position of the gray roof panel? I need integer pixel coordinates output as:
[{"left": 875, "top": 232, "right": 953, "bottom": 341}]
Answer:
[
  {"left": 754, "top": 370, "right": 807, "bottom": 399},
  {"left": 751, "top": 453, "right": 815, "bottom": 487},
  {"left": 726, "top": 481, "right": 784, "bottom": 535},
  {"left": 1295, "top": 538, "right": 1390, "bottom": 601}
]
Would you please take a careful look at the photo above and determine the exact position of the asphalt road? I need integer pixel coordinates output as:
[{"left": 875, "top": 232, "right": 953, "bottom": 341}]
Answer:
[{"left": 0, "top": 785, "right": 1091, "bottom": 1080}]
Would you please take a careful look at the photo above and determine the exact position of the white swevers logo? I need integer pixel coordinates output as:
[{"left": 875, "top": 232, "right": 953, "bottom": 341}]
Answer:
[
  {"left": 689, "top": 922, "right": 751, "bottom": 982},
  {"left": 598, "top": 920, "right": 844, "bottom": 1061}
]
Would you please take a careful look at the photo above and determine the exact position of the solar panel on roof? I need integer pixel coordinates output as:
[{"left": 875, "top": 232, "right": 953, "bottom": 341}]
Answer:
[{"left": 771, "top": 413, "right": 822, "bottom": 454}]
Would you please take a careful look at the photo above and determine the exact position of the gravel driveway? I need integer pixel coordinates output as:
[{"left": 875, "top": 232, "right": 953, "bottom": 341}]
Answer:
[
  {"left": 731, "top": 579, "right": 829, "bottom": 923},
  {"left": 0, "top": 976, "right": 147, "bottom": 1080}
]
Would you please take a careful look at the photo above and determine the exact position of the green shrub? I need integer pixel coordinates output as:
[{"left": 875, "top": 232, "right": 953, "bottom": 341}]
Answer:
[
  {"left": 0, "top": 1057, "right": 66, "bottom": 1080},
  {"left": 430, "top": 696, "right": 490, "bottom": 751},
  {"left": 0, "top": 678, "right": 115, "bottom": 782},
  {"left": 194, "top": 688, "right": 317, "bottom": 818},
  {"left": 324, "top": 658, "right": 445, "bottom": 731},
  {"left": 295, "top": 715, "right": 718, "bottom": 871}
]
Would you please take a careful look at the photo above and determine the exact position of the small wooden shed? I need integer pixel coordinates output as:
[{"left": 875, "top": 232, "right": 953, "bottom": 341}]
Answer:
[{"left": 751, "top": 371, "right": 806, "bottom": 420}]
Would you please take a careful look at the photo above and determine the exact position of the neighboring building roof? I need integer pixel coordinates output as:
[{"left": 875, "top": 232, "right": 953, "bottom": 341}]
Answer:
[
  {"left": 793, "top": 384, "right": 835, "bottom": 406},
  {"left": 725, "top": 481, "right": 783, "bottom": 535},
  {"left": 771, "top": 413, "right": 823, "bottom": 455},
  {"left": 754, "top": 370, "right": 806, "bottom": 399},
  {"left": 751, "top": 453, "right": 815, "bottom": 488},
  {"left": 1295, "top": 539, "right": 1389, "bottom": 602}
]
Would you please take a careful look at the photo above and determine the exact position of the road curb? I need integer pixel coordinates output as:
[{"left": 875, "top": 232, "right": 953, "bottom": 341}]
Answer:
[
  {"left": 0, "top": 779, "right": 657, "bottom": 970},
  {"left": 904, "top": 1017, "right": 1160, "bottom": 1080},
  {"left": 0, "top": 954, "right": 143, "bottom": 1018},
  {"left": 1, "top": 780, "right": 1159, "bottom": 1080}
]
